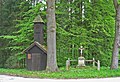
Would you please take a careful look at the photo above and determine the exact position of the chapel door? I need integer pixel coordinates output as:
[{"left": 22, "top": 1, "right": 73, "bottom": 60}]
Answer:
[{"left": 31, "top": 53, "right": 41, "bottom": 71}]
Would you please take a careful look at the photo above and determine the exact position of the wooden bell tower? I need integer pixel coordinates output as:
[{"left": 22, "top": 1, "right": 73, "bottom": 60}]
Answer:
[{"left": 33, "top": 15, "right": 44, "bottom": 44}]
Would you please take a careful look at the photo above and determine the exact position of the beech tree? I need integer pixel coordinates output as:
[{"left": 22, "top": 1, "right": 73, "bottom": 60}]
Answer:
[
  {"left": 111, "top": 0, "right": 120, "bottom": 69},
  {"left": 46, "top": 0, "right": 58, "bottom": 72}
]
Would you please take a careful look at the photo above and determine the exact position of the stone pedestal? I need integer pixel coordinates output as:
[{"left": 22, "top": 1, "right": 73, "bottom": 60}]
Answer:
[{"left": 77, "top": 57, "right": 85, "bottom": 67}]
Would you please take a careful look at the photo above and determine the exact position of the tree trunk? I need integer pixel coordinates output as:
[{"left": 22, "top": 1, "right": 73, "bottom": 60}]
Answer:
[
  {"left": 46, "top": 0, "right": 58, "bottom": 72},
  {"left": 111, "top": 2, "right": 120, "bottom": 69}
]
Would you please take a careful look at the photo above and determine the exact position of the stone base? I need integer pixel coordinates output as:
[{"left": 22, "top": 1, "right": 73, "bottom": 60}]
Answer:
[{"left": 77, "top": 57, "right": 85, "bottom": 67}]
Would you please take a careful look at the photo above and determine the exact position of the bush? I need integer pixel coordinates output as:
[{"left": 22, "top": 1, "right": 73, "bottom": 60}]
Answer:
[{"left": 4, "top": 55, "right": 18, "bottom": 68}]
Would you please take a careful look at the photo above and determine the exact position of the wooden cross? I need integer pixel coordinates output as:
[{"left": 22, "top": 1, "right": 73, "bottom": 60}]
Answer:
[{"left": 79, "top": 46, "right": 84, "bottom": 57}]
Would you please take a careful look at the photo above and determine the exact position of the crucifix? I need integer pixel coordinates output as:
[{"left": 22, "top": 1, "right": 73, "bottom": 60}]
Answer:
[{"left": 79, "top": 46, "right": 84, "bottom": 57}]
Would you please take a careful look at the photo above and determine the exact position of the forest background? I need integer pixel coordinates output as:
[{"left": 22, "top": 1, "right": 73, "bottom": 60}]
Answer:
[{"left": 0, "top": 0, "right": 116, "bottom": 68}]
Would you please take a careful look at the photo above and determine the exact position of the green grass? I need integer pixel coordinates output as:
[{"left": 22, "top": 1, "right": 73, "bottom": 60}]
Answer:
[{"left": 0, "top": 67, "right": 120, "bottom": 79}]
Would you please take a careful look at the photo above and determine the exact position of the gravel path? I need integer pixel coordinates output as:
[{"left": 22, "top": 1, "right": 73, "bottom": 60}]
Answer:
[{"left": 0, "top": 75, "right": 120, "bottom": 82}]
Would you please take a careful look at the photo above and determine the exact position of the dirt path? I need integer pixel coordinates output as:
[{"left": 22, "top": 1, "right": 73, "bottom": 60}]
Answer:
[{"left": 0, "top": 75, "right": 120, "bottom": 82}]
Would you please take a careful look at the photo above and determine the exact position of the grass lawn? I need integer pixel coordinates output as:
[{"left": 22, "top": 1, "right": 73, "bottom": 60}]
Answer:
[{"left": 0, "top": 66, "right": 120, "bottom": 79}]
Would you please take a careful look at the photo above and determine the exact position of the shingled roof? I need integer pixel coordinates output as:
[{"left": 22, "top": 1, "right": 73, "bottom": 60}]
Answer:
[
  {"left": 23, "top": 41, "right": 47, "bottom": 53},
  {"left": 33, "top": 15, "right": 44, "bottom": 23}
]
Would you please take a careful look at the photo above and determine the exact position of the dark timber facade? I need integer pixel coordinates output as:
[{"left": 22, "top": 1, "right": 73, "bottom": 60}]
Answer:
[{"left": 24, "top": 42, "right": 47, "bottom": 71}]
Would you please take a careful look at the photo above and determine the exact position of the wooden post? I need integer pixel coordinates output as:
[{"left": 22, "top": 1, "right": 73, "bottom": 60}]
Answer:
[
  {"left": 97, "top": 60, "right": 100, "bottom": 71},
  {"left": 93, "top": 58, "right": 95, "bottom": 67},
  {"left": 72, "top": 44, "right": 75, "bottom": 58},
  {"left": 66, "top": 58, "right": 70, "bottom": 70}
]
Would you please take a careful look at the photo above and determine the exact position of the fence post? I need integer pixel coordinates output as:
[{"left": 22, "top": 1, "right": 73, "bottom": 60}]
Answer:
[
  {"left": 97, "top": 60, "right": 100, "bottom": 71},
  {"left": 66, "top": 58, "right": 70, "bottom": 70},
  {"left": 93, "top": 58, "right": 95, "bottom": 67}
]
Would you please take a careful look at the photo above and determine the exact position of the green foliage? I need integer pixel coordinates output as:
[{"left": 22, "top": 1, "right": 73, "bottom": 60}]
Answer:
[
  {"left": 0, "top": 1, "right": 46, "bottom": 68},
  {"left": 56, "top": 0, "right": 115, "bottom": 67},
  {"left": 4, "top": 55, "right": 18, "bottom": 68}
]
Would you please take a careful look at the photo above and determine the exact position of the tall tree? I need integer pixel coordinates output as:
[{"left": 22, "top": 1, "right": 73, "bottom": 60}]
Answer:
[
  {"left": 46, "top": 0, "right": 58, "bottom": 72},
  {"left": 111, "top": 0, "right": 120, "bottom": 69}
]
